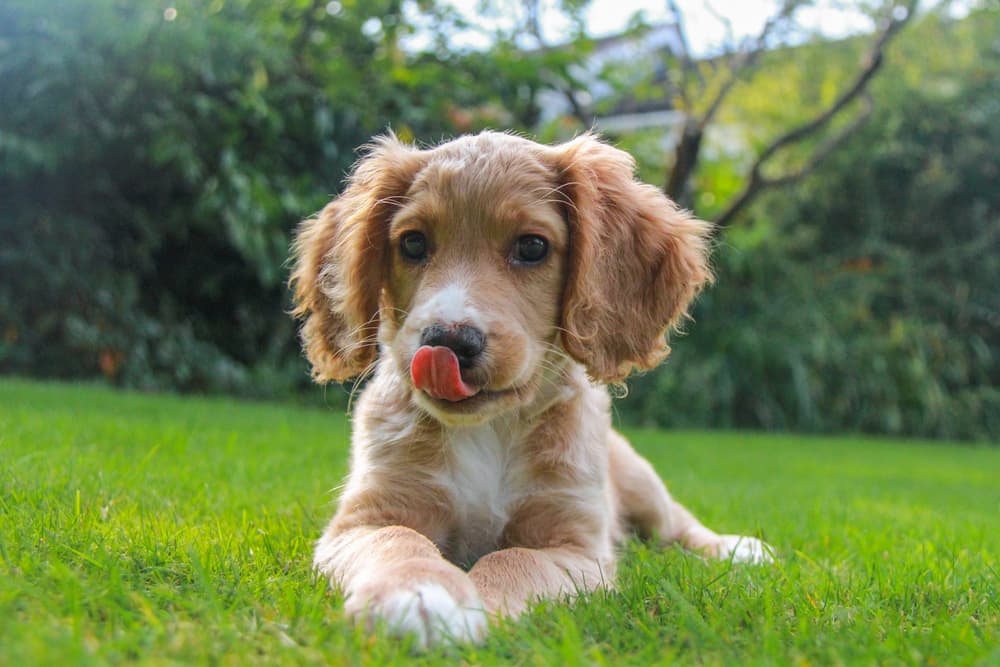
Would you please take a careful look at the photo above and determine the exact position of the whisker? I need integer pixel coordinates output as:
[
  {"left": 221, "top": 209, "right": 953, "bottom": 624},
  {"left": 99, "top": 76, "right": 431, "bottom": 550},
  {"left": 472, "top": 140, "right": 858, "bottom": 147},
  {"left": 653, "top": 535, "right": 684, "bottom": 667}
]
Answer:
[{"left": 346, "top": 359, "right": 380, "bottom": 415}]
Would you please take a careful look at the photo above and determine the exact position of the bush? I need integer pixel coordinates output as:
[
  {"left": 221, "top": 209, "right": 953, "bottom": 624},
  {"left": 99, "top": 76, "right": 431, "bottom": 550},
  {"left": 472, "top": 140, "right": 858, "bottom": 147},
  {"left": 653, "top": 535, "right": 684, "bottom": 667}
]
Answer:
[
  {"left": 616, "top": 22, "right": 1000, "bottom": 441},
  {"left": 0, "top": 0, "right": 552, "bottom": 396}
]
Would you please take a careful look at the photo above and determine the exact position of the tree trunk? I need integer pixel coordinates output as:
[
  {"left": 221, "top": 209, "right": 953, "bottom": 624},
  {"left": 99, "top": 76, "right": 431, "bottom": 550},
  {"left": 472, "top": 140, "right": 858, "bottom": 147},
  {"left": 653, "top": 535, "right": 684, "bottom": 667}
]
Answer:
[{"left": 665, "top": 118, "right": 703, "bottom": 209}]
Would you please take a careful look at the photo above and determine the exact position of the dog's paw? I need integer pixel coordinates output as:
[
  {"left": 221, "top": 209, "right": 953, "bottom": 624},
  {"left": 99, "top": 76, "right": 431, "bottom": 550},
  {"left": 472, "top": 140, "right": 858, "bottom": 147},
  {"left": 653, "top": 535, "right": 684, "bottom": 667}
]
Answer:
[
  {"left": 381, "top": 582, "right": 488, "bottom": 648},
  {"left": 348, "top": 580, "right": 488, "bottom": 649},
  {"left": 716, "top": 535, "right": 775, "bottom": 564}
]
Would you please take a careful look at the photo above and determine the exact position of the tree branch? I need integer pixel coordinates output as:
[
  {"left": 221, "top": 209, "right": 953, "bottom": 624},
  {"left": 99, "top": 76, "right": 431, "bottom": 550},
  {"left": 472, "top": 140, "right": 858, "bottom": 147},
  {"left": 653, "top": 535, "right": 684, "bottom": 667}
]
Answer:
[
  {"left": 667, "top": 0, "right": 701, "bottom": 102},
  {"left": 767, "top": 94, "right": 874, "bottom": 187},
  {"left": 703, "top": 1, "right": 737, "bottom": 54},
  {"left": 698, "top": 0, "right": 804, "bottom": 130},
  {"left": 713, "top": 2, "right": 916, "bottom": 228},
  {"left": 715, "top": 94, "right": 874, "bottom": 227},
  {"left": 551, "top": 75, "right": 595, "bottom": 127},
  {"left": 664, "top": 0, "right": 804, "bottom": 201},
  {"left": 523, "top": 0, "right": 593, "bottom": 127}
]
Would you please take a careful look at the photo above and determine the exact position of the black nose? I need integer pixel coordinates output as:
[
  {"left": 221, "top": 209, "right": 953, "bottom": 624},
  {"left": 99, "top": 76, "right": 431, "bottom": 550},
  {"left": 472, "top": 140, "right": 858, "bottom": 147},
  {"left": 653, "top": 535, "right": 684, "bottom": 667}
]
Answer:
[{"left": 420, "top": 324, "right": 486, "bottom": 369}]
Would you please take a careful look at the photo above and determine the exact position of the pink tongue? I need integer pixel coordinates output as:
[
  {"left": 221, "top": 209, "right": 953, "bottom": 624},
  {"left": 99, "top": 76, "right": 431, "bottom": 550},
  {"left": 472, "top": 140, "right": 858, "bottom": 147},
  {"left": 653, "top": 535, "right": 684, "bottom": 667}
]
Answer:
[{"left": 411, "top": 346, "right": 479, "bottom": 402}]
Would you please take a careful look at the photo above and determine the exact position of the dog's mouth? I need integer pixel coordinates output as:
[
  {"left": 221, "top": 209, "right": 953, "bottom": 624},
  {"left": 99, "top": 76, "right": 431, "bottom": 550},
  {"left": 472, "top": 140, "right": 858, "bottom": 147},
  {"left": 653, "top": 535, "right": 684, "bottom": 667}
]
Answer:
[
  {"left": 410, "top": 345, "right": 479, "bottom": 402},
  {"left": 410, "top": 346, "right": 514, "bottom": 410}
]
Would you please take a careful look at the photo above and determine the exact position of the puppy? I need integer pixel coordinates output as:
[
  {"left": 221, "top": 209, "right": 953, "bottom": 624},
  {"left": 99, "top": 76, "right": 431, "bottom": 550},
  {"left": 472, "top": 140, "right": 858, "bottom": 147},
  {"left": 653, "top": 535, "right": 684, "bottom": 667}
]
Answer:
[{"left": 291, "top": 131, "right": 771, "bottom": 648}]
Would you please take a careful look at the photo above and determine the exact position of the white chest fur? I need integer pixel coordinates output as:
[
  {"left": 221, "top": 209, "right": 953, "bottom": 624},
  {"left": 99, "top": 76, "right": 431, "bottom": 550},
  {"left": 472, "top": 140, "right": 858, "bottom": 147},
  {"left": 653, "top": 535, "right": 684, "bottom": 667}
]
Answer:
[{"left": 438, "top": 421, "right": 527, "bottom": 564}]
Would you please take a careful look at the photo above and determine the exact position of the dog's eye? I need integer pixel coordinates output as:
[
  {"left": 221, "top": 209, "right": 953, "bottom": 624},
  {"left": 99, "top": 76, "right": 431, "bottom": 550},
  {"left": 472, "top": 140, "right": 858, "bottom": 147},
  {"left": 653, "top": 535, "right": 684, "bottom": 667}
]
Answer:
[
  {"left": 399, "top": 231, "right": 428, "bottom": 262},
  {"left": 512, "top": 235, "right": 549, "bottom": 265}
]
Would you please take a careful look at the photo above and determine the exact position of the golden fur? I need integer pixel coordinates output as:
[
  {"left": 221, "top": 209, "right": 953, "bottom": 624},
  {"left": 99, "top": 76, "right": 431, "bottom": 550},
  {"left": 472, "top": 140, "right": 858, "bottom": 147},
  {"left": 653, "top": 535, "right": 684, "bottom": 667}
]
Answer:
[{"left": 291, "top": 131, "right": 771, "bottom": 647}]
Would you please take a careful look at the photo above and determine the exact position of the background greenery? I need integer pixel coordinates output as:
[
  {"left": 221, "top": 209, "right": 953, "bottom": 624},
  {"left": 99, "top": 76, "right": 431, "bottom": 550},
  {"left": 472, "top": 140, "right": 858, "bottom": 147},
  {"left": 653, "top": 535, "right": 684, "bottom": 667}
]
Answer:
[{"left": 1, "top": 0, "right": 997, "bottom": 440}]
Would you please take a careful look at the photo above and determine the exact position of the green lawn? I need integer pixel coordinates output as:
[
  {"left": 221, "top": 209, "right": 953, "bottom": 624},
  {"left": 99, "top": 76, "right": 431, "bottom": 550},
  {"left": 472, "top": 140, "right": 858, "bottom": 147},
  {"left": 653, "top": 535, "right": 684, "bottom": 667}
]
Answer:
[{"left": 1, "top": 378, "right": 997, "bottom": 666}]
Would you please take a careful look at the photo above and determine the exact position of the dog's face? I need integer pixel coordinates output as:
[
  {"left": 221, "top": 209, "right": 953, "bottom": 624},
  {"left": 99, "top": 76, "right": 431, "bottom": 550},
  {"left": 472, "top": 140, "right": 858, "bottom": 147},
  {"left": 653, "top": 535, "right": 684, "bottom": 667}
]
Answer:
[
  {"left": 291, "top": 132, "right": 713, "bottom": 426},
  {"left": 382, "top": 138, "right": 569, "bottom": 424}
]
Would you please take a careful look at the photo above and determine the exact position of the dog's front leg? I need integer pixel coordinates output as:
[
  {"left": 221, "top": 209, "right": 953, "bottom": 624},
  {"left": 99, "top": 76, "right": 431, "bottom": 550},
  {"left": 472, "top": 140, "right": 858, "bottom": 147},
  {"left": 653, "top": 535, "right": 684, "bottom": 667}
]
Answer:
[
  {"left": 314, "top": 524, "right": 487, "bottom": 647},
  {"left": 468, "top": 546, "right": 612, "bottom": 617}
]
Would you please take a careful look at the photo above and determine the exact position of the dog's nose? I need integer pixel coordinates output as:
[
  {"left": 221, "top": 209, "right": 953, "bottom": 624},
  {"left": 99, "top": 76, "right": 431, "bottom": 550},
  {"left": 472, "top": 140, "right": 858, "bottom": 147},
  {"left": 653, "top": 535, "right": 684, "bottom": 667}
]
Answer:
[{"left": 420, "top": 324, "right": 486, "bottom": 369}]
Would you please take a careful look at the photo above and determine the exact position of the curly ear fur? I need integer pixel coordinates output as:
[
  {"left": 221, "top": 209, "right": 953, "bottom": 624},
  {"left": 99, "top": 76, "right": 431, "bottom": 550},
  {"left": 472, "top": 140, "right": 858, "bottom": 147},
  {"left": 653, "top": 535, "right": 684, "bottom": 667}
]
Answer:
[
  {"left": 290, "top": 136, "right": 426, "bottom": 383},
  {"left": 544, "top": 133, "right": 714, "bottom": 383}
]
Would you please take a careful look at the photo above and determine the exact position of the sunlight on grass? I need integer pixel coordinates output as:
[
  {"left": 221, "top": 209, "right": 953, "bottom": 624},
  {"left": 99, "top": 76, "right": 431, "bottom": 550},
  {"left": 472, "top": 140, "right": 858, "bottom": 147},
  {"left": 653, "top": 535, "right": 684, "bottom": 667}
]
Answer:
[{"left": 1, "top": 379, "right": 997, "bottom": 665}]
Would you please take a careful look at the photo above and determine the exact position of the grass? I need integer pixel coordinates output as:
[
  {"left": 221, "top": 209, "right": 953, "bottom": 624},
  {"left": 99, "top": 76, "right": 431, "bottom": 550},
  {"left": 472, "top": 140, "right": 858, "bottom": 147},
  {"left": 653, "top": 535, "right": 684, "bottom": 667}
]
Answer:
[{"left": 1, "top": 378, "right": 997, "bottom": 666}]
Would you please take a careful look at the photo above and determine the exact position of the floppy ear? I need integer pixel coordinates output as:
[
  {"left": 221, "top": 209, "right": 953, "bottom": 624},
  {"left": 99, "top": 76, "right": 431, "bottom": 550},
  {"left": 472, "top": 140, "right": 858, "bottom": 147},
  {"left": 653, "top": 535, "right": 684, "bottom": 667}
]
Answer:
[
  {"left": 289, "top": 136, "right": 426, "bottom": 383},
  {"left": 544, "top": 133, "right": 714, "bottom": 383}
]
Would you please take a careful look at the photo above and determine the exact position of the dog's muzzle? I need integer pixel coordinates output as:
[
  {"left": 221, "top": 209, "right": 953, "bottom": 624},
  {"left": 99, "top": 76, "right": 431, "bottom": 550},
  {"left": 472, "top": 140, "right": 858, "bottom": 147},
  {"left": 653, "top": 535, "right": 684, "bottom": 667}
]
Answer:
[{"left": 411, "top": 324, "right": 485, "bottom": 402}]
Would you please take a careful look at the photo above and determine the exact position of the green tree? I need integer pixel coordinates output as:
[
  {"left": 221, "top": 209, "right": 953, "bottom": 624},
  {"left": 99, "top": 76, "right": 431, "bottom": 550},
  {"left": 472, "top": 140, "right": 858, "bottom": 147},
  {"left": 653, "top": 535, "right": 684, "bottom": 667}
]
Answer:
[
  {"left": 615, "top": 7, "right": 1000, "bottom": 440},
  {"left": 0, "top": 0, "right": 562, "bottom": 393}
]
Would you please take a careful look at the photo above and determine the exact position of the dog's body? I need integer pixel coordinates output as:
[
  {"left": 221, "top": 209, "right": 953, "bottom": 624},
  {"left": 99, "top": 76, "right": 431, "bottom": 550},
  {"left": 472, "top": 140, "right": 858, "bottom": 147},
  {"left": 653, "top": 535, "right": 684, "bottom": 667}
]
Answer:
[{"left": 292, "top": 131, "right": 770, "bottom": 647}]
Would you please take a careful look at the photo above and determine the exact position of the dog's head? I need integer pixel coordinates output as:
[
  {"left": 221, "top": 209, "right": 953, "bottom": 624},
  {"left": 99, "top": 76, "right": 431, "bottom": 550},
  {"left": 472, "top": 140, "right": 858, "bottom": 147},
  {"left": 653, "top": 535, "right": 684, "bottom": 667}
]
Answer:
[{"left": 291, "top": 132, "right": 712, "bottom": 425}]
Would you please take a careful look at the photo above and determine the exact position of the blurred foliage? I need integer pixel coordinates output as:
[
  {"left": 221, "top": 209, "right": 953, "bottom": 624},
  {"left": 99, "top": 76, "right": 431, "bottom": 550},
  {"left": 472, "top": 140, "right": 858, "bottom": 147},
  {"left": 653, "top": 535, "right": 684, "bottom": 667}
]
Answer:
[
  {"left": 0, "top": 1, "right": 996, "bottom": 439},
  {"left": 616, "top": 8, "right": 1000, "bottom": 441},
  {"left": 0, "top": 0, "right": 563, "bottom": 396}
]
